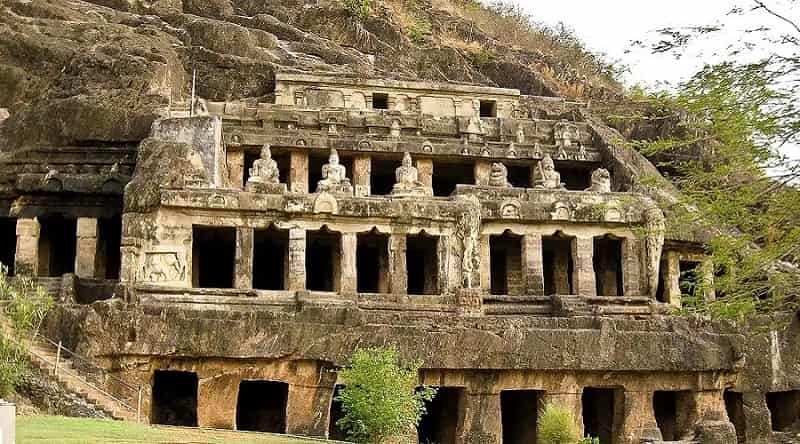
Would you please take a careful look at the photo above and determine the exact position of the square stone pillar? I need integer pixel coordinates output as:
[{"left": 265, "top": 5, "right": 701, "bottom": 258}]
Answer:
[
  {"left": 75, "top": 217, "right": 98, "bottom": 278},
  {"left": 197, "top": 373, "right": 238, "bottom": 429},
  {"left": 15, "top": 218, "right": 39, "bottom": 276},
  {"left": 701, "top": 257, "right": 716, "bottom": 302},
  {"left": 479, "top": 234, "right": 491, "bottom": 293},
  {"left": 664, "top": 250, "right": 681, "bottom": 306},
  {"left": 288, "top": 228, "right": 306, "bottom": 291},
  {"left": 416, "top": 158, "right": 433, "bottom": 189},
  {"left": 353, "top": 155, "right": 371, "bottom": 197},
  {"left": 620, "top": 391, "right": 663, "bottom": 443},
  {"left": 573, "top": 237, "right": 596, "bottom": 296},
  {"left": 234, "top": 227, "right": 254, "bottom": 290},
  {"left": 341, "top": 233, "right": 357, "bottom": 294},
  {"left": 458, "top": 391, "right": 501, "bottom": 444},
  {"left": 227, "top": 150, "right": 245, "bottom": 189},
  {"left": 622, "top": 238, "right": 643, "bottom": 296},
  {"left": 286, "top": 383, "right": 336, "bottom": 438},
  {"left": 290, "top": 151, "right": 309, "bottom": 194},
  {"left": 474, "top": 160, "right": 492, "bottom": 186},
  {"left": 522, "top": 234, "right": 545, "bottom": 295},
  {"left": 389, "top": 234, "right": 407, "bottom": 294}
]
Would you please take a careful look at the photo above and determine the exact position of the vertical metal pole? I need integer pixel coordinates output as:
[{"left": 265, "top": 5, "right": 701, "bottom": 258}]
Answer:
[
  {"left": 137, "top": 386, "right": 142, "bottom": 423},
  {"left": 54, "top": 341, "right": 62, "bottom": 376}
]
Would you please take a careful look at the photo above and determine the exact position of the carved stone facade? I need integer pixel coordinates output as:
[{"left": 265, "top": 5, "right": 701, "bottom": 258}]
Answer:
[{"left": 1, "top": 73, "right": 793, "bottom": 444}]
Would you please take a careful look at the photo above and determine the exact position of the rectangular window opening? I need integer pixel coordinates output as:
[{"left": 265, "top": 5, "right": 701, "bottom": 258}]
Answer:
[
  {"left": 97, "top": 216, "right": 121, "bottom": 280},
  {"left": 357, "top": 231, "right": 390, "bottom": 293},
  {"left": 236, "top": 380, "right": 288, "bottom": 433},
  {"left": 418, "top": 387, "right": 464, "bottom": 444},
  {"left": 543, "top": 235, "right": 574, "bottom": 295},
  {"left": 479, "top": 100, "right": 497, "bottom": 118},
  {"left": 407, "top": 234, "right": 440, "bottom": 295},
  {"left": 506, "top": 164, "right": 531, "bottom": 188},
  {"left": 557, "top": 164, "right": 595, "bottom": 191},
  {"left": 593, "top": 236, "right": 624, "bottom": 296},
  {"left": 766, "top": 390, "right": 800, "bottom": 432},
  {"left": 192, "top": 226, "right": 236, "bottom": 288},
  {"left": 490, "top": 232, "right": 523, "bottom": 296},
  {"left": 38, "top": 216, "right": 77, "bottom": 277},
  {"left": 253, "top": 226, "right": 289, "bottom": 290},
  {"left": 372, "top": 93, "right": 389, "bottom": 110},
  {"left": 307, "top": 229, "right": 341, "bottom": 292},
  {"left": 432, "top": 161, "right": 474, "bottom": 197},
  {"left": 152, "top": 370, "right": 198, "bottom": 427},
  {"left": 370, "top": 157, "right": 401, "bottom": 196},
  {"left": 501, "top": 390, "right": 542, "bottom": 444},
  {"left": 582, "top": 387, "right": 623, "bottom": 444}
]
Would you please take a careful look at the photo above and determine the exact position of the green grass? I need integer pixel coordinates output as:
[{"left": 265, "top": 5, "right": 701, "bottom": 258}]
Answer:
[{"left": 17, "top": 416, "right": 338, "bottom": 444}]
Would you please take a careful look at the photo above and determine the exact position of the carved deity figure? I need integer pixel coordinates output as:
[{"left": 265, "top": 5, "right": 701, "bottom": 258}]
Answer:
[
  {"left": 316, "top": 149, "right": 353, "bottom": 194},
  {"left": 488, "top": 162, "right": 511, "bottom": 188},
  {"left": 391, "top": 152, "right": 431, "bottom": 196},
  {"left": 248, "top": 145, "right": 280, "bottom": 184},
  {"left": 554, "top": 119, "right": 578, "bottom": 149},
  {"left": 516, "top": 125, "right": 525, "bottom": 144},
  {"left": 585, "top": 168, "right": 611, "bottom": 193},
  {"left": 390, "top": 120, "right": 401, "bottom": 138},
  {"left": 533, "top": 155, "right": 565, "bottom": 190}
]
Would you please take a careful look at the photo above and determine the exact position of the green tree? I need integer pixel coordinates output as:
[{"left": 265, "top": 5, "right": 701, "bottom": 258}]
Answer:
[
  {"left": 336, "top": 346, "right": 436, "bottom": 444},
  {"left": 536, "top": 403, "right": 580, "bottom": 444}
]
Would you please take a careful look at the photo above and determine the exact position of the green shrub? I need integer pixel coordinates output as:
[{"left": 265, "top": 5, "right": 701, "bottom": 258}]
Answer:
[
  {"left": 342, "top": 0, "right": 371, "bottom": 20},
  {"left": 0, "top": 337, "right": 26, "bottom": 399},
  {"left": 579, "top": 437, "right": 600, "bottom": 444},
  {"left": 537, "top": 403, "right": 579, "bottom": 444},
  {"left": 407, "top": 17, "right": 431, "bottom": 44},
  {"left": 336, "top": 346, "right": 436, "bottom": 444}
]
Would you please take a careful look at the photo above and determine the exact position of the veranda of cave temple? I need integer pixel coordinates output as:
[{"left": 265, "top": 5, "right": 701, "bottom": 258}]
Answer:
[{"left": 3, "top": 72, "right": 786, "bottom": 444}]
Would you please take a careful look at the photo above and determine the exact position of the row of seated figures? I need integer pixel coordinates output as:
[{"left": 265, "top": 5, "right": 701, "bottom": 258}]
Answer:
[{"left": 243, "top": 145, "right": 612, "bottom": 196}]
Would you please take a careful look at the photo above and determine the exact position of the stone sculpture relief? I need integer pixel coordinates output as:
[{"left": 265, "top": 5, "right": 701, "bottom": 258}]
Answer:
[
  {"left": 316, "top": 149, "right": 353, "bottom": 195},
  {"left": 245, "top": 145, "right": 286, "bottom": 194},
  {"left": 554, "top": 119, "right": 579, "bottom": 149},
  {"left": 532, "top": 155, "right": 565, "bottom": 190},
  {"left": 488, "top": 162, "right": 511, "bottom": 188},
  {"left": 141, "top": 252, "right": 186, "bottom": 283},
  {"left": 585, "top": 168, "right": 611, "bottom": 193},
  {"left": 391, "top": 152, "right": 431, "bottom": 197}
]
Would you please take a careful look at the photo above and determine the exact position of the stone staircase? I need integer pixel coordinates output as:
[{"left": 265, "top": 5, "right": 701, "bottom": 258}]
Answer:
[{"left": 1, "top": 318, "right": 140, "bottom": 422}]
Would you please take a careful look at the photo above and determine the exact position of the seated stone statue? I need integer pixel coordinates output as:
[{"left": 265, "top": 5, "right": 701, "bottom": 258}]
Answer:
[
  {"left": 316, "top": 149, "right": 353, "bottom": 195},
  {"left": 245, "top": 145, "right": 286, "bottom": 193},
  {"left": 391, "top": 152, "right": 431, "bottom": 196},
  {"left": 488, "top": 162, "right": 511, "bottom": 188},
  {"left": 585, "top": 168, "right": 611, "bottom": 192},
  {"left": 532, "top": 154, "right": 565, "bottom": 190}
]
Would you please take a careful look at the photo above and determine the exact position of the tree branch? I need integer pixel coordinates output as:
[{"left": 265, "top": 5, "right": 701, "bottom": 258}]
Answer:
[{"left": 753, "top": 0, "right": 800, "bottom": 36}]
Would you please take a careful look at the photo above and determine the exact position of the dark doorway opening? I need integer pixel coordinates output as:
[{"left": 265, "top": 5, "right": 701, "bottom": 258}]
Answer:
[
  {"left": 373, "top": 93, "right": 389, "bottom": 110},
  {"left": 407, "top": 233, "right": 439, "bottom": 295},
  {"left": 655, "top": 257, "right": 667, "bottom": 303},
  {"left": 432, "top": 161, "right": 474, "bottom": 197},
  {"left": 38, "top": 216, "right": 77, "bottom": 277},
  {"left": 371, "top": 157, "right": 401, "bottom": 196},
  {"left": 329, "top": 385, "right": 348, "bottom": 441},
  {"left": 97, "top": 216, "right": 121, "bottom": 279},
  {"left": 310, "top": 153, "right": 353, "bottom": 192},
  {"left": 357, "top": 230, "right": 389, "bottom": 293},
  {"left": 418, "top": 387, "right": 463, "bottom": 444},
  {"left": 766, "top": 390, "right": 800, "bottom": 431},
  {"left": 557, "top": 164, "right": 594, "bottom": 190},
  {"left": 582, "top": 387, "right": 622, "bottom": 444},
  {"left": 151, "top": 370, "right": 198, "bottom": 427},
  {"left": 724, "top": 390, "right": 746, "bottom": 442},
  {"left": 307, "top": 228, "right": 341, "bottom": 292},
  {"left": 501, "top": 390, "right": 541, "bottom": 444},
  {"left": 0, "top": 217, "right": 16, "bottom": 276},
  {"left": 236, "top": 380, "right": 288, "bottom": 433},
  {"left": 244, "top": 149, "right": 289, "bottom": 187},
  {"left": 543, "top": 233, "right": 574, "bottom": 295},
  {"left": 479, "top": 100, "right": 497, "bottom": 118},
  {"left": 490, "top": 231, "right": 523, "bottom": 295},
  {"left": 253, "top": 225, "right": 289, "bottom": 290},
  {"left": 653, "top": 391, "right": 694, "bottom": 441},
  {"left": 593, "top": 236, "right": 624, "bottom": 296},
  {"left": 506, "top": 165, "right": 531, "bottom": 188},
  {"left": 679, "top": 260, "right": 700, "bottom": 297},
  {"left": 192, "top": 226, "right": 235, "bottom": 288}
]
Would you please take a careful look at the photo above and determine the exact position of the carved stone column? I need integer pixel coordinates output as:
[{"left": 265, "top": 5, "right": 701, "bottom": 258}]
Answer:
[
  {"left": 286, "top": 381, "right": 336, "bottom": 438},
  {"left": 692, "top": 390, "right": 737, "bottom": 444},
  {"left": 234, "top": 227, "right": 254, "bottom": 290},
  {"left": 474, "top": 160, "right": 492, "bottom": 186},
  {"left": 353, "top": 155, "right": 371, "bottom": 197},
  {"left": 14, "top": 218, "right": 39, "bottom": 276},
  {"left": 288, "top": 228, "right": 306, "bottom": 291},
  {"left": 290, "top": 151, "right": 309, "bottom": 194},
  {"left": 522, "top": 234, "right": 545, "bottom": 295},
  {"left": 701, "top": 257, "right": 716, "bottom": 301},
  {"left": 75, "top": 217, "right": 98, "bottom": 278},
  {"left": 227, "top": 150, "right": 245, "bottom": 189},
  {"left": 479, "top": 234, "right": 491, "bottom": 293},
  {"left": 620, "top": 391, "right": 662, "bottom": 443},
  {"left": 622, "top": 238, "right": 643, "bottom": 296},
  {"left": 573, "top": 237, "right": 596, "bottom": 296},
  {"left": 196, "top": 373, "right": 238, "bottom": 429},
  {"left": 416, "top": 158, "right": 433, "bottom": 190},
  {"left": 458, "top": 391, "right": 502, "bottom": 444},
  {"left": 389, "top": 234, "right": 407, "bottom": 294},
  {"left": 340, "top": 232, "right": 357, "bottom": 294},
  {"left": 664, "top": 250, "right": 681, "bottom": 306}
]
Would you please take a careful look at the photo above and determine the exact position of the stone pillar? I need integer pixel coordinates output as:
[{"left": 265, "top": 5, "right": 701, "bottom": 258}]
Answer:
[
  {"left": 542, "top": 392, "right": 584, "bottom": 437},
  {"left": 742, "top": 392, "right": 772, "bottom": 443},
  {"left": 341, "top": 232, "right": 357, "bottom": 294},
  {"left": 389, "top": 234, "right": 407, "bottom": 294},
  {"left": 573, "top": 237, "right": 596, "bottom": 296},
  {"left": 353, "top": 155, "right": 371, "bottom": 197},
  {"left": 286, "top": 383, "right": 335, "bottom": 438},
  {"left": 620, "top": 391, "right": 662, "bottom": 443},
  {"left": 692, "top": 390, "right": 737, "bottom": 444},
  {"left": 701, "top": 256, "right": 716, "bottom": 301},
  {"left": 664, "top": 250, "right": 681, "bottom": 306},
  {"left": 234, "top": 227, "right": 254, "bottom": 290},
  {"left": 288, "top": 228, "right": 306, "bottom": 291},
  {"left": 416, "top": 158, "right": 433, "bottom": 190},
  {"left": 474, "top": 160, "right": 491, "bottom": 186},
  {"left": 622, "top": 238, "right": 643, "bottom": 296},
  {"left": 197, "top": 373, "right": 238, "bottom": 429},
  {"left": 227, "top": 150, "right": 245, "bottom": 189},
  {"left": 479, "top": 234, "right": 491, "bottom": 293},
  {"left": 290, "top": 151, "right": 309, "bottom": 194},
  {"left": 522, "top": 234, "right": 545, "bottom": 295},
  {"left": 14, "top": 218, "right": 39, "bottom": 276},
  {"left": 75, "top": 217, "right": 98, "bottom": 278},
  {"left": 459, "top": 391, "right": 502, "bottom": 444}
]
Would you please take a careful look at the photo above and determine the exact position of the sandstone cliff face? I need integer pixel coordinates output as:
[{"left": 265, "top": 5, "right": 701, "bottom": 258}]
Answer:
[{"left": 0, "top": 0, "right": 622, "bottom": 151}]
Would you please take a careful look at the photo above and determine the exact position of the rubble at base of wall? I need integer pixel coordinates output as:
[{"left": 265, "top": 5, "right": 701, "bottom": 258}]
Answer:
[{"left": 15, "top": 365, "right": 111, "bottom": 419}]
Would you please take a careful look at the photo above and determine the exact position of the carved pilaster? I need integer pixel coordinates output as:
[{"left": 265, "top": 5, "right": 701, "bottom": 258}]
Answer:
[
  {"left": 14, "top": 218, "right": 39, "bottom": 276},
  {"left": 353, "top": 155, "right": 371, "bottom": 197},
  {"left": 234, "top": 227, "right": 254, "bottom": 290},
  {"left": 573, "top": 237, "right": 596, "bottom": 296},
  {"left": 288, "top": 228, "right": 306, "bottom": 291},
  {"left": 644, "top": 207, "right": 666, "bottom": 299},
  {"left": 290, "top": 151, "right": 309, "bottom": 194},
  {"left": 340, "top": 233, "right": 357, "bottom": 294},
  {"left": 75, "top": 217, "right": 98, "bottom": 279},
  {"left": 389, "top": 234, "right": 407, "bottom": 294},
  {"left": 522, "top": 234, "right": 545, "bottom": 296}
]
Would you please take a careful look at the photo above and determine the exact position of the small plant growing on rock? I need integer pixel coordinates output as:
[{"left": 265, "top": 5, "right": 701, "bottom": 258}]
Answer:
[
  {"left": 342, "top": 0, "right": 371, "bottom": 21},
  {"left": 336, "top": 346, "right": 436, "bottom": 444},
  {"left": 537, "top": 403, "right": 580, "bottom": 444}
]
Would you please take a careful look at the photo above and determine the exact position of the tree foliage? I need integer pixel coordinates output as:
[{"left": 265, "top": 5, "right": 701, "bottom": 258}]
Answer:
[
  {"left": 335, "top": 346, "right": 436, "bottom": 444},
  {"left": 536, "top": 403, "right": 580, "bottom": 444},
  {"left": 632, "top": 1, "right": 800, "bottom": 320}
]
